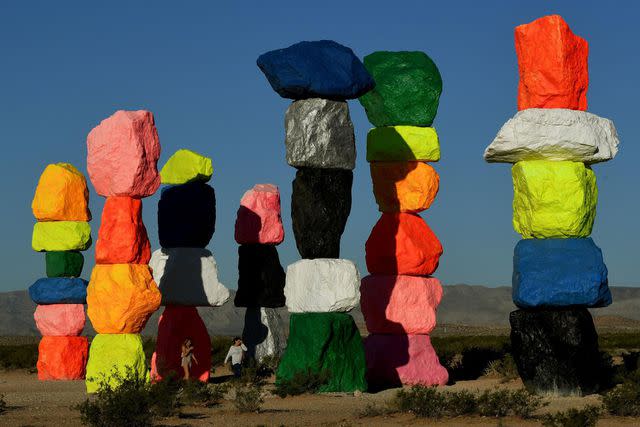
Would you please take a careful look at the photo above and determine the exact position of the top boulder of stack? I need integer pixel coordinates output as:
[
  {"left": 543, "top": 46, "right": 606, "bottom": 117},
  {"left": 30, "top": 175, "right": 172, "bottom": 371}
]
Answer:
[
  {"left": 257, "top": 40, "right": 374, "bottom": 100},
  {"left": 160, "top": 149, "right": 213, "bottom": 185},
  {"left": 32, "top": 163, "right": 91, "bottom": 222}
]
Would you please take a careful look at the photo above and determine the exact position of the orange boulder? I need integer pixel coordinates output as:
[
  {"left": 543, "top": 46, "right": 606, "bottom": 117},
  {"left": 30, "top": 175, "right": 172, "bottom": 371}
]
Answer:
[
  {"left": 95, "top": 197, "right": 151, "bottom": 264},
  {"left": 87, "top": 264, "right": 161, "bottom": 334},
  {"left": 37, "top": 336, "right": 89, "bottom": 380},
  {"left": 370, "top": 162, "right": 439, "bottom": 213},
  {"left": 515, "top": 15, "right": 588, "bottom": 111},
  {"left": 32, "top": 163, "right": 91, "bottom": 221}
]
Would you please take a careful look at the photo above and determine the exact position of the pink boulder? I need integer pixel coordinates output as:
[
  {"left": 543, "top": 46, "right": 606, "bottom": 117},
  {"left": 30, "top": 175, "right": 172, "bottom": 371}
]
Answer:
[
  {"left": 235, "top": 184, "right": 284, "bottom": 245},
  {"left": 34, "top": 304, "right": 85, "bottom": 336},
  {"left": 365, "top": 334, "right": 448, "bottom": 388},
  {"left": 37, "top": 336, "right": 89, "bottom": 380},
  {"left": 360, "top": 275, "right": 442, "bottom": 335},
  {"left": 151, "top": 306, "right": 211, "bottom": 382},
  {"left": 87, "top": 110, "right": 161, "bottom": 198}
]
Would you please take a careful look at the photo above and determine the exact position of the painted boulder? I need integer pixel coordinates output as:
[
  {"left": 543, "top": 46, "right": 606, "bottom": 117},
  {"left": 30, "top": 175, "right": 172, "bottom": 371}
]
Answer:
[
  {"left": 29, "top": 277, "right": 87, "bottom": 304},
  {"left": 32, "top": 221, "right": 92, "bottom": 252},
  {"left": 32, "top": 163, "right": 91, "bottom": 221},
  {"left": 160, "top": 149, "right": 213, "bottom": 184},
  {"left": 37, "top": 336, "right": 89, "bottom": 381},
  {"left": 45, "top": 251, "right": 84, "bottom": 278},
  {"left": 370, "top": 162, "right": 439, "bottom": 213},
  {"left": 234, "top": 184, "right": 284, "bottom": 245},
  {"left": 242, "top": 307, "right": 287, "bottom": 362},
  {"left": 367, "top": 126, "right": 440, "bottom": 162},
  {"left": 235, "top": 244, "right": 285, "bottom": 308},
  {"left": 85, "top": 334, "right": 148, "bottom": 393},
  {"left": 34, "top": 304, "right": 85, "bottom": 336}
]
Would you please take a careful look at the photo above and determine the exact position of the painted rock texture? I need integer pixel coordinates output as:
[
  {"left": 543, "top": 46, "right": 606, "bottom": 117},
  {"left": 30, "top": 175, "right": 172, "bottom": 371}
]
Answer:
[
  {"left": 158, "top": 182, "right": 216, "bottom": 248},
  {"left": 360, "top": 275, "right": 443, "bottom": 334},
  {"left": 284, "top": 99, "right": 355, "bottom": 170},
  {"left": 87, "top": 264, "right": 161, "bottom": 334},
  {"left": 370, "top": 162, "right": 439, "bottom": 213},
  {"left": 366, "top": 213, "right": 442, "bottom": 276},
  {"left": 32, "top": 163, "right": 91, "bottom": 222},
  {"left": 513, "top": 238, "right": 611, "bottom": 308},
  {"left": 285, "top": 259, "right": 360, "bottom": 313},
  {"left": 149, "top": 248, "right": 230, "bottom": 307},
  {"left": 367, "top": 126, "right": 440, "bottom": 162},
  {"left": 515, "top": 15, "right": 589, "bottom": 111},
  {"left": 32, "top": 221, "right": 92, "bottom": 252},
  {"left": 485, "top": 109, "right": 618, "bottom": 164},
  {"left": 359, "top": 51, "right": 442, "bottom": 127},
  {"left": 257, "top": 40, "right": 374, "bottom": 100},
  {"left": 235, "top": 184, "right": 284, "bottom": 245},
  {"left": 291, "top": 168, "right": 352, "bottom": 259},
  {"left": 235, "top": 244, "right": 285, "bottom": 308},
  {"left": 510, "top": 308, "right": 601, "bottom": 395},
  {"left": 34, "top": 304, "right": 85, "bottom": 336},
  {"left": 95, "top": 196, "right": 151, "bottom": 264},
  {"left": 242, "top": 307, "right": 287, "bottom": 362},
  {"left": 87, "top": 110, "right": 161, "bottom": 197},
  {"left": 365, "top": 334, "right": 448, "bottom": 389},
  {"left": 37, "top": 336, "right": 89, "bottom": 381},
  {"left": 160, "top": 149, "right": 213, "bottom": 184},
  {"left": 151, "top": 306, "right": 211, "bottom": 382},
  {"left": 276, "top": 313, "right": 367, "bottom": 392},
  {"left": 85, "top": 334, "right": 148, "bottom": 393},
  {"left": 29, "top": 277, "right": 87, "bottom": 304},
  {"left": 45, "top": 251, "right": 84, "bottom": 278},
  {"left": 512, "top": 160, "right": 597, "bottom": 239}
]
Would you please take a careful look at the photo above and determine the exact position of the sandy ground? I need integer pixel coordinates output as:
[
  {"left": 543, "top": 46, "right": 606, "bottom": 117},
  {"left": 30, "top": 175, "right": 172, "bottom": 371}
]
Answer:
[{"left": 1, "top": 369, "right": 639, "bottom": 426}]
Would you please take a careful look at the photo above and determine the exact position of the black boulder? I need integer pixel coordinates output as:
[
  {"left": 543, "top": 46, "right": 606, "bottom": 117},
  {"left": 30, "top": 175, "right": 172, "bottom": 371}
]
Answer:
[{"left": 235, "top": 244, "right": 286, "bottom": 308}]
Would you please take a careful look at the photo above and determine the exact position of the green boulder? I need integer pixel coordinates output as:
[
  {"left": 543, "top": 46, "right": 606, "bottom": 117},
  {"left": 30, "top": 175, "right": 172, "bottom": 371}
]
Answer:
[
  {"left": 85, "top": 334, "right": 148, "bottom": 393},
  {"left": 359, "top": 51, "right": 442, "bottom": 127},
  {"left": 276, "top": 313, "right": 367, "bottom": 392},
  {"left": 160, "top": 149, "right": 213, "bottom": 184},
  {"left": 45, "top": 251, "right": 84, "bottom": 277}
]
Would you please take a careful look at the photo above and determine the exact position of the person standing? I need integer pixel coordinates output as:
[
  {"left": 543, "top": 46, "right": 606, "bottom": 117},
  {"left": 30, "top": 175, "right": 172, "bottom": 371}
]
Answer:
[
  {"left": 224, "top": 337, "right": 247, "bottom": 378},
  {"left": 181, "top": 338, "right": 198, "bottom": 380}
]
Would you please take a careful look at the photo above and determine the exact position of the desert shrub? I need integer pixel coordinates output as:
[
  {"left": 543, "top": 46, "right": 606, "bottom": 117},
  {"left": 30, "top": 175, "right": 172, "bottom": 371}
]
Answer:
[
  {"left": 147, "top": 375, "right": 182, "bottom": 417},
  {"left": 0, "top": 344, "right": 38, "bottom": 370},
  {"left": 443, "top": 389, "right": 478, "bottom": 415},
  {"left": 141, "top": 337, "right": 156, "bottom": 366},
  {"left": 602, "top": 380, "right": 640, "bottom": 416},
  {"left": 484, "top": 354, "right": 518, "bottom": 382},
  {"left": 233, "top": 383, "right": 263, "bottom": 413},
  {"left": 357, "top": 402, "right": 391, "bottom": 418},
  {"left": 257, "top": 354, "right": 280, "bottom": 376},
  {"left": 432, "top": 336, "right": 510, "bottom": 381},
  {"left": 391, "top": 386, "right": 446, "bottom": 418},
  {"left": 274, "top": 368, "right": 331, "bottom": 397},
  {"left": 180, "top": 381, "right": 228, "bottom": 407},
  {"left": 599, "top": 333, "right": 640, "bottom": 350},
  {"left": 541, "top": 405, "right": 601, "bottom": 427},
  {"left": 0, "top": 393, "right": 7, "bottom": 414}
]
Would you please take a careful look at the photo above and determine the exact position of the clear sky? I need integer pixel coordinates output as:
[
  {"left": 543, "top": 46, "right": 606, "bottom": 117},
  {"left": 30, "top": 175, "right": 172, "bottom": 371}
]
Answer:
[{"left": 1, "top": 1, "right": 638, "bottom": 292}]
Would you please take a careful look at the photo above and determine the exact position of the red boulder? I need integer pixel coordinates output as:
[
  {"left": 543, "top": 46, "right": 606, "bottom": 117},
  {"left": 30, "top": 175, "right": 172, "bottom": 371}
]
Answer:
[{"left": 37, "top": 336, "right": 89, "bottom": 380}]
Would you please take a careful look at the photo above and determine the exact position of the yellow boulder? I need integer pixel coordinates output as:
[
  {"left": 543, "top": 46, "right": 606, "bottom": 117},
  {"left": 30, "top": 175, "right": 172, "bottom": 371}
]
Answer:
[
  {"left": 32, "top": 163, "right": 91, "bottom": 221},
  {"left": 32, "top": 221, "right": 92, "bottom": 252},
  {"left": 85, "top": 334, "right": 148, "bottom": 393},
  {"left": 367, "top": 126, "right": 440, "bottom": 162}
]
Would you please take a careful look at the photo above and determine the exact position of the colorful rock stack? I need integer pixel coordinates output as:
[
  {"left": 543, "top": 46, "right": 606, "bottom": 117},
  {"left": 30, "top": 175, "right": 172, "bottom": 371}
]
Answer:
[
  {"left": 484, "top": 15, "right": 619, "bottom": 395},
  {"left": 30, "top": 163, "right": 92, "bottom": 380},
  {"left": 84, "top": 110, "right": 163, "bottom": 392},
  {"left": 149, "top": 149, "right": 230, "bottom": 383},
  {"left": 358, "top": 51, "right": 449, "bottom": 389},
  {"left": 257, "top": 40, "right": 374, "bottom": 392}
]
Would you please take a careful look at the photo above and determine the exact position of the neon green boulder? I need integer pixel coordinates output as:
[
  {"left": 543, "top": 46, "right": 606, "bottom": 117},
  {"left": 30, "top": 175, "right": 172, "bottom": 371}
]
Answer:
[
  {"left": 85, "top": 334, "right": 148, "bottom": 393},
  {"left": 160, "top": 149, "right": 213, "bottom": 184},
  {"left": 367, "top": 126, "right": 440, "bottom": 162},
  {"left": 32, "top": 221, "right": 91, "bottom": 252},
  {"left": 512, "top": 160, "right": 597, "bottom": 239}
]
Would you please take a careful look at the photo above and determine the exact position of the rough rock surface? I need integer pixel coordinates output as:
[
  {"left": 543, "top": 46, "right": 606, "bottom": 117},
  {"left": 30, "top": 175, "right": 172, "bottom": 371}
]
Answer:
[
  {"left": 32, "top": 221, "right": 92, "bottom": 252},
  {"left": 32, "top": 163, "right": 91, "bottom": 221},
  {"left": 235, "top": 245, "right": 285, "bottom": 308},
  {"left": 365, "top": 334, "right": 448, "bottom": 389},
  {"left": 485, "top": 109, "right": 618, "bottom": 164},
  {"left": 510, "top": 308, "right": 602, "bottom": 395},
  {"left": 158, "top": 182, "right": 216, "bottom": 248},
  {"left": 29, "top": 277, "right": 87, "bottom": 304},
  {"left": 86, "top": 334, "right": 148, "bottom": 393},
  {"left": 370, "top": 162, "right": 439, "bottom": 213},
  {"left": 285, "top": 259, "right": 359, "bottom": 313},
  {"left": 151, "top": 306, "right": 211, "bottom": 382},
  {"left": 242, "top": 307, "right": 287, "bottom": 362},
  {"left": 235, "top": 184, "right": 284, "bottom": 245},
  {"left": 360, "top": 275, "right": 442, "bottom": 334},
  {"left": 95, "top": 196, "right": 151, "bottom": 264},
  {"left": 284, "top": 99, "right": 355, "bottom": 170},
  {"left": 359, "top": 51, "right": 442, "bottom": 127},
  {"left": 291, "top": 168, "right": 352, "bottom": 259},
  {"left": 366, "top": 213, "right": 442, "bottom": 276},
  {"left": 515, "top": 15, "right": 589, "bottom": 111},
  {"left": 367, "top": 126, "right": 440, "bottom": 162},
  {"left": 276, "top": 313, "right": 367, "bottom": 392},
  {"left": 45, "top": 251, "right": 84, "bottom": 278},
  {"left": 34, "top": 304, "right": 85, "bottom": 336},
  {"left": 149, "top": 248, "right": 230, "bottom": 307},
  {"left": 37, "top": 336, "right": 89, "bottom": 381},
  {"left": 257, "top": 40, "right": 374, "bottom": 100},
  {"left": 86, "top": 110, "right": 161, "bottom": 198},
  {"left": 512, "top": 160, "right": 597, "bottom": 238},
  {"left": 513, "top": 238, "right": 611, "bottom": 308},
  {"left": 87, "top": 264, "right": 161, "bottom": 334},
  {"left": 160, "top": 149, "right": 213, "bottom": 184}
]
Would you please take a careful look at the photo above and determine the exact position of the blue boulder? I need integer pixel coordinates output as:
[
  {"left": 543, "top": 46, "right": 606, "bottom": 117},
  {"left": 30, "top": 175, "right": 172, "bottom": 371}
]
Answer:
[
  {"left": 513, "top": 238, "right": 611, "bottom": 308},
  {"left": 29, "top": 277, "right": 88, "bottom": 304},
  {"left": 257, "top": 40, "right": 375, "bottom": 100}
]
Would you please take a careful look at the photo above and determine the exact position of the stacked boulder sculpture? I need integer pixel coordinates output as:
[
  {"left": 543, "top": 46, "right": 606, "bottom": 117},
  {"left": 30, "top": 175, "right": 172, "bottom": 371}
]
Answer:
[
  {"left": 258, "top": 40, "right": 373, "bottom": 392},
  {"left": 484, "top": 15, "right": 619, "bottom": 395},
  {"left": 84, "top": 111, "right": 162, "bottom": 392},
  {"left": 30, "top": 163, "right": 92, "bottom": 380},
  {"left": 358, "top": 51, "right": 449, "bottom": 389},
  {"left": 149, "top": 149, "right": 229, "bottom": 382}
]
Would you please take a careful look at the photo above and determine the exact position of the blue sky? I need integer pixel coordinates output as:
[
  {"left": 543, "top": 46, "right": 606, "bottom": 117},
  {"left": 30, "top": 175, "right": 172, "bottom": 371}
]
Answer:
[{"left": 1, "top": 1, "right": 638, "bottom": 292}]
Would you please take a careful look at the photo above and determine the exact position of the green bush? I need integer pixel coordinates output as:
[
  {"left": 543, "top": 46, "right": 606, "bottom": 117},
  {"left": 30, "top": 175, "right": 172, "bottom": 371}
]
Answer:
[
  {"left": 0, "top": 344, "right": 38, "bottom": 370},
  {"left": 484, "top": 354, "right": 519, "bottom": 382},
  {"left": 180, "top": 381, "right": 228, "bottom": 407},
  {"left": 443, "top": 389, "right": 477, "bottom": 416},
  {"left": 602, "top": 381, "right": 640, "bottom": 416},
  {"left": 541, "top": 405, "right": 601, "bottom": 427},
  {"left": 233, "top": 384, "right": 263, "bottom": 413},
  {"left": 392, "top": 386, "right": 447, "bottom": 418},
  {"left": 477, "top": 388, "right": 544, "bottom": 418},
  {"left": 274, "top": 368, "right": 331, "bottom": 398},
  {"left": 0, "top": 393, "right": 7, "bottom": 415}
]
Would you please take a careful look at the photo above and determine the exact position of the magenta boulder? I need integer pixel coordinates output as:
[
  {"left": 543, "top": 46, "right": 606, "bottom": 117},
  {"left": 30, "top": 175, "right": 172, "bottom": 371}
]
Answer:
[{"left": 235, "top": 184, "right": 284, "bottom": 245}]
